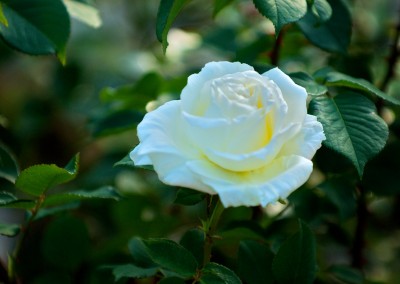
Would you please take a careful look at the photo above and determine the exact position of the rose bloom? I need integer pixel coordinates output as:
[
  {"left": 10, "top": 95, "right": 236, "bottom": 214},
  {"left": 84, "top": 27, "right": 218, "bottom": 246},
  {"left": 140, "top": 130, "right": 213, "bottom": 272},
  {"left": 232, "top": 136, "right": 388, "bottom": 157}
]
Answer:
[{"left": 131, "top": 62, "right": 325, "bottom": 207}]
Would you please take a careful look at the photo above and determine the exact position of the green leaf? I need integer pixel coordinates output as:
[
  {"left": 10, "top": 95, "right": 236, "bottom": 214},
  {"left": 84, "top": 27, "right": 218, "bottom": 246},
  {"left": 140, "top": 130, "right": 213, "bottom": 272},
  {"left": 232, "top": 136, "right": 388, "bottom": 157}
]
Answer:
[
  {"left": 200, "top": 262, "right": 241, "bottom": 284},
  {"left": 43, "top": 186, "right": 120, "bottom": 207},
  {"left": 34, "top": 202, "right": 80, "bottom": 221},
  {"left": 142, "top": 238, "right": 198, "bottom": 278},
  {"left": 92, "top": 110, "right": 143, "bottom": 137},
  {"left": 253, "top": 0, "right": 307, "bottom": 35},
  {"left": 15, "top": 154, "right": 79, "bottom": 197},
  {"left": 323, "top": 71, "right": 400, "bottom": 105},
  {"left": 0, "top": 191, "right": 35, "bottom": 209},
  {"left": 311, "top": 0, "right": 332, "bottom": 23},
  {"left": 0, "top": 144, "right": 19, "bottom": 183},
  {"left": 0, "top": 3, "right": 8, "bottom": 26},
  {"left": 174, "top": 188, "right": 206, "bottom": 206},
  {"left": 309, "top": 93, "right": 388, "bottom": 177},
  {"left": 0, "top": 223, "right": 20, "bottom": 237},
  {"left": 213, "top": 0, "right": 234, "bottom": 17},
  {"left": 129, "top": 237, "right": 159, "bottom": 269},
  {"left": 110, "top": 264, "right": 158, "bottom": 281},
  {"left": 297, "top": 0, "right": 351, "bottom": 53},
  {"left": 238, "top": 240, "right": 274, "bottom": 284},
  {"left": 0, "top": 0, "right": 70, "bottom": 58},
  {"left": 114, "top": 153, "right": 135, "bottom": 168},
  {"left": 156, "top": 0, "right": 189, "bottom": 53},
  {"left": 289, "top": 72, "right": 328, "bottom": 96},
  {"left": 180, "top": 228, "right": 205, "bottom": 266},
  {"left": 62, "top": 0, "right": 101, "bottom": 28},
  {"left": 317, "top": 178, "right": 356, "bottom": 220},
  {"left": 272, "top": 220, "right": 317, "bottom": 284},
  {"left": 328, "top": 265, "right": 364, "bottom": 284}
]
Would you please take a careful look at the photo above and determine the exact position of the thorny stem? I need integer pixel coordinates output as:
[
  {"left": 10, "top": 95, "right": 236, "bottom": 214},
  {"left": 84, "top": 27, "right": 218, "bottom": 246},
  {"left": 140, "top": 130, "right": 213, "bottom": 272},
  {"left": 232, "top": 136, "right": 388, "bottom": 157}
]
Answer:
[{"left": 202, "top": 197, "right": 224, "bottom": 268}]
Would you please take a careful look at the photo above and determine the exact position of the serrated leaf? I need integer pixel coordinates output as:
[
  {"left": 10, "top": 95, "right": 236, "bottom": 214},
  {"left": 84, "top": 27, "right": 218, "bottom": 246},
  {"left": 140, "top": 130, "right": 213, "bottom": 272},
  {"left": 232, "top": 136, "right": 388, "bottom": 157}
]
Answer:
[
  {"left": 324, "top": 71, "right": 400, "bottom": 105},
  {"left": 33, "top": 202, "right": 80, "bottom": 221},
  {"left": 213, "top": 0, "right": 234, "bottom": 17},
  {"left": 110, "top": 264, "right": 158, "bottom": 281},
  {"left": 180, "top": 228, "right": 205, "bottom": 266},
  {"left": 309, "top": 93, "right": 388, "bottom": 177},
  {"left": 129, "top": 237, "right": 159, "bottom": 269},
  {"left": 63, "top": 0, "right": 101, "bottom": 28},
  {"left": 0, "top": 223, "right": 20, "bottom": 237},
  {"left": 114, "top": 153, "right": 136, "bottom": 168},
  {"left": 238, "top": 240, "right": 274, "bottom": 284},
  {"left": 142, "top": 238, "right": 198, "bottom": 278},
  {"left": 311, "top": 0, "right": 332, "bottom": 23},
  {"left": 174, "top": 188, "right": 206, "bottom": 206},
  {"left": 289, "top": 72, "right": 328, "bottom": 96},
  {"left": 0, "top": 0, "right": 70, "bottom": 58},
  {"left": 272, "top": 220, "right": 316, "bottom": 284},
  {"left": 0, "top": 3, "right": 8, "bottom": 26},
  {"left": 156, "top": 0, "right": 189, "bottom": 53},
  {"left": 43, "top": 186, "right": 120, "bottom": 207},
  {"left": 0, "top": 192, "right": 35, "bottom": 209},
  {"left": 200, "top": 262, "right": 242, "bottom": 284},
  {"left": 297, "top": 0, "right": 351, "bottom": 53},
  {"left": 253, "top": 0, "right": 307, "bottom": 35},
  {"left": 0, "top": 144, "right": 19, "bottom": 183},
  {"left": 15, "top": 154, "right": 79, "bottom": 196}
]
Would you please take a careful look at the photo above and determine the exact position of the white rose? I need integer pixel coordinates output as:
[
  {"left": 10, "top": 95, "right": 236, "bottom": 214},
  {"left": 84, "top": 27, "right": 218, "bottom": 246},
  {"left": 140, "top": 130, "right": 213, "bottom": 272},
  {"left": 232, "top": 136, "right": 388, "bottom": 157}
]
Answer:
[{"left": 131, "top": 61, "right": 325, "bottom": 207}]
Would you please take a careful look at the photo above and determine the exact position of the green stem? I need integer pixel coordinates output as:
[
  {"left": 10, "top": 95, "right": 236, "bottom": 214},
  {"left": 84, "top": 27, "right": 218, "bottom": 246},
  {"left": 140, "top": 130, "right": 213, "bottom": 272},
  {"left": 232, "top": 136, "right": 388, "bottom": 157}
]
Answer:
[{"left": 202, "top": 197, "right": 224, "bottom": 267}]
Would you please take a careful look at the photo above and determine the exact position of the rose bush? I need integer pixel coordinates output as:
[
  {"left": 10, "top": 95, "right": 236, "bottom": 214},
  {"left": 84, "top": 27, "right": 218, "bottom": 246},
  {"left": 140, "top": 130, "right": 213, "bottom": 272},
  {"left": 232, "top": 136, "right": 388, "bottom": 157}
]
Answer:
[{"left": 131, "top": 61, "right": 325, "bottom": 207}]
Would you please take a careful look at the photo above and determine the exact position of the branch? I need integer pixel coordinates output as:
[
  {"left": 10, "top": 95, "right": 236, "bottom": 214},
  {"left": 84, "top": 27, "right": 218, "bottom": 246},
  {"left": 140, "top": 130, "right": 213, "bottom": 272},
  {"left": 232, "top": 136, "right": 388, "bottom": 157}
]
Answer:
[{"left": 270, "top": 29, "right": 285, "bottom": 66}]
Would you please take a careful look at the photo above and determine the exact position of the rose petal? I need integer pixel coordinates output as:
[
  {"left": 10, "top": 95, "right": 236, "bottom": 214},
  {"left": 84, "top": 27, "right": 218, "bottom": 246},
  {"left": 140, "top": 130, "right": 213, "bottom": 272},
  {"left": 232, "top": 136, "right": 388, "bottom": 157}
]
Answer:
[
  {"left": 130, "top": 101, "right": 215, "bottom": 194},
  {"left": 187, "top": 155, "right": 313, "bottom": 207},
  {"left": 279, "top": 114, "right": 326, "bottom": 159},
  {"left": 181, "top": 62, "right": 254, "bottom": 115},
  {"left": 263, "top": 68, "right": 307, "bottom": 126}
]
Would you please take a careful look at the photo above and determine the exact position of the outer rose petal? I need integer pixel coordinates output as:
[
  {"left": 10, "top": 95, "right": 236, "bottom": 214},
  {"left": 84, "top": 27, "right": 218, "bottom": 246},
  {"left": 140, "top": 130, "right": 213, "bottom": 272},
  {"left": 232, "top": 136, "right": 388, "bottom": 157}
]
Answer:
[
  {"left": 130, "top": 101, "right": 215, "bottom": 195},
  {"left": 187, "top": 155, "right": 313, "bottom": 207},
  {"left": 263, "top": 68, "right": 307, "bottom": 126},
  {"left": 279, "top": 115, "right": 326, "bottom": 159}
]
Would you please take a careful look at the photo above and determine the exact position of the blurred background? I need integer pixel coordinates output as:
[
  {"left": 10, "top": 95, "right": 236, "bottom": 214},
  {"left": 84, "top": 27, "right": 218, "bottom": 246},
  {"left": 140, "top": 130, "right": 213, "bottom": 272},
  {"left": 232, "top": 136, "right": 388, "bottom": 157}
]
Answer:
[{"left": 1, "top": 0, "right": 400, "bottom": 283}]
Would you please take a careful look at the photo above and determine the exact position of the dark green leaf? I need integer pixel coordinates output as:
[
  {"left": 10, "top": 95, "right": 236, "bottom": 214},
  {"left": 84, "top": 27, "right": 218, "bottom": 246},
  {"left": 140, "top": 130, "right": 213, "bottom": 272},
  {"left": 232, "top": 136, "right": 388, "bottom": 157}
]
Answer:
[
  {"left": 0, "top": 223, "right": 20, "bottom": 237},
  {"left": 324, "top": 71, "right": 400, "bottom": 105},
  {"left": 309, "top": 93, "right": 388, "bottom": 177},
  {"left": 297, "top": 0, "right": 351, "bottom": 53},
  {"left": 289, "top": 72, "right": 328, "bottom": 96},
  {"left": 156, "top": 0, "right": 189, "bottom": 53},
  {"left": 180, "top": 228, "right": 205, "bottom": 266},
  {"left": 42, "top": 215, "right": 90, "bottom": 270},
  {"left": 15, "top": 154, "right": 79, "bottom": 196},
  {"left": 43, "top": 186, "right": 120, "bottom": 207},
  {"left": 0, "top": 3, "right": 8, "bottom": 26},
  {"left": 238, "top": 240, "right": 274, "bottom": 284},
  {"left": 92, "top": 109, "right": 143, "bottom": 137},
  {"left": 200, "top": 262, "right": 241, "bottom": 284},
  {"left": 253, "top": 0, "right": 307, "bottom": 35},
  {"left": 317, "top": 178, "right": 356, "bottom": 220},
  {"left": 213, "top": 0, "right": 234, "bottom": 17},
  {"left": 114, "top": 153, "right": 135, "bottom": 168},
  {"left": 142, "top": 238, "right": 198, "bottom": 278},
  {"left": 33, "top": 202, "right": 80, "bottom": 221},
  {"left": 129, "top": 237, "right": 159, "bottom": 269},
  {"left": 174, "top": 188, "right": 206, "bottom": 206},
  {"left": 110, "top": 264, "right": 158, "bottom": 281},
  {"left": 0, "top": 144, "right": 19, "bottom": 183},
  {"left": 311, "top": 0, "right": 332, "bottom": 23},
  {"left": 272, "top": 220, "right": 317, "bottom": 284},
  {"left": 0, "top": 0, "right": 70, "bottom": 60},
  {"left": 328, "top": 265, "right": 364, "bottom": 284},
  {"left": 0, "top": 191, "right": 35, "bottom": 209}
]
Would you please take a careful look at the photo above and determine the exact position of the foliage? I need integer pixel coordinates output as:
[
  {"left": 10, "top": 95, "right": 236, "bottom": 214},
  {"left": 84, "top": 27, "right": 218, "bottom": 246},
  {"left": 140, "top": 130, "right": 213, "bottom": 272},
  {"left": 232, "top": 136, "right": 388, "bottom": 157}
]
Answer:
[{"left": 0, "top": 0, "right": 399, "bottom": 283}]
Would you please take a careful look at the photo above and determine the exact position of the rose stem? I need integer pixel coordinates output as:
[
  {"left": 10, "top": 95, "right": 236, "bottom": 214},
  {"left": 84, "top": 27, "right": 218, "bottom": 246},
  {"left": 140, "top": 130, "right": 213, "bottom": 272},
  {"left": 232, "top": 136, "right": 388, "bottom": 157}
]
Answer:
[
  {"left": 351, "top": 183, "right": 368, "bottom": 269},
  {"left": 270, "top": 28, "right": 285, "bottom": 66},
  {"left": 202, "top": 197, "right": 225, "bottom": 268},
  {"left": 378, "top": 5, "right": 400, "bottom": 114}
]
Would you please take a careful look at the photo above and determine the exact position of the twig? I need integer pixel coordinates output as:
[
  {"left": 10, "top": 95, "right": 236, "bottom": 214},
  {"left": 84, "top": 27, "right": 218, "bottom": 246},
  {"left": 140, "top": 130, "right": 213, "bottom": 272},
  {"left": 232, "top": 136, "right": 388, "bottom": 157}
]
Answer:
[{"left": 270, "top": 29, "right": 285, "bottom": 66}]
